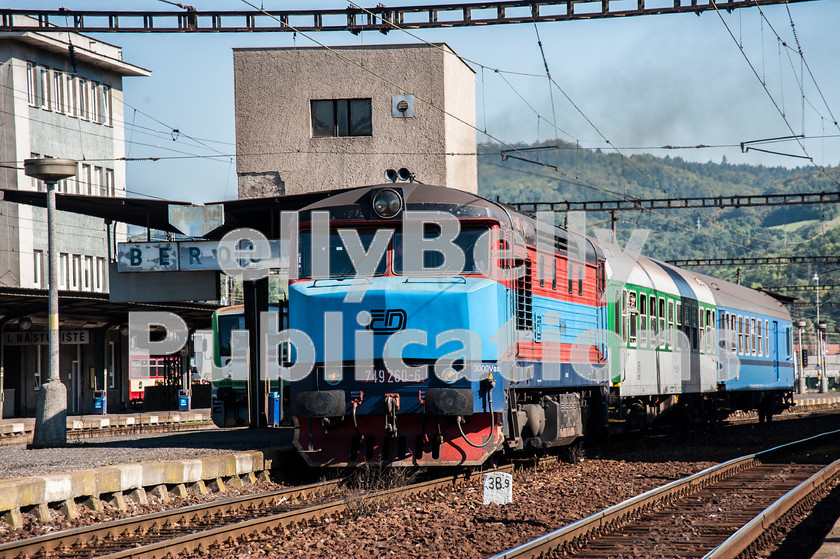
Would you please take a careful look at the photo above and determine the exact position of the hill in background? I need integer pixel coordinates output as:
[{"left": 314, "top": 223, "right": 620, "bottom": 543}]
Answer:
[{"left": 478, "top": 140, "right": 840, "bottom": 335}]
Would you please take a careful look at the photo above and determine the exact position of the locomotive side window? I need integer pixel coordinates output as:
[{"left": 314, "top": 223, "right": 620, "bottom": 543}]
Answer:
[
  {"left": 311, "top": 98, "right": 372, "bottom": 137},
  {"left": 567, "top": 266, "right": 574, "bottom": 295}
]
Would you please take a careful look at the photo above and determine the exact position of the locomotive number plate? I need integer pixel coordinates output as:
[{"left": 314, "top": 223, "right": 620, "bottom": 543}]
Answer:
[{"left": 361, "top": 367, "right": 426, "bottom": 384}]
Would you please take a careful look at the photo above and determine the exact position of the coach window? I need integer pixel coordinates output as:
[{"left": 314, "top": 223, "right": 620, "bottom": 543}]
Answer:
[
  {"left": 629, "top": 292, "right": 637, "bottom": 345},
  {"left": 616, "top": 289, "right": 624, "bottom": 337},
  {"left": 620, "top": 290, "right": 628, "bottom": 341},
  {"left": 757, "top": 320, "right": 763, "bottom": 357},
  {"left": 650, "top": 297, "right": 657, "bottom": 337},
  {"left": 692, "top": 306, "right": 699, "bottom": 351},
  {"left": 311, "top": 99, "right": 373, "bottom": 137},
  {"left": 639, "top": 293, "right": 648, "bottom": 347},
  {"left": 744, "top": 317, "right": 750, "bottom": 355},
  {"left": 737, "top": 316, "right": 743, "bottom": 355},
  {"left": 539, "top": 256, "right": 545, "bottom": 287},
  {"left": 658, "top": 299, "right": 666, "bottom": 347},
  {"left": 667, "top": 300, "right": 674, "bottom": 348},
  {"left": 710, "top": 310, "right": 716, "bottom": 353},
  {"left": 765, "top": 320, "right": 769, "bottom": 356}
]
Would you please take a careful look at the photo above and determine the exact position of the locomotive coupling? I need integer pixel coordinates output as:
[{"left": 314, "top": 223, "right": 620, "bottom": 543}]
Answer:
[{"left": 384, "top": 393, "right": 400, "bottom": 438}]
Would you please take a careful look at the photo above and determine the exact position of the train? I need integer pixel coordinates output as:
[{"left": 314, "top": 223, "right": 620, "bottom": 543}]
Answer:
[{"left": 210, "top": 182, "right": 795, "bottom": 467}]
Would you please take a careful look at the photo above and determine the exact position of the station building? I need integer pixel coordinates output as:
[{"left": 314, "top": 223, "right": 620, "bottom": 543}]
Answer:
[
  {"left": 0, "top": 23, "right": 215, "bottom": 418},
  {"left": 233, "top": 43, "right": 477, "bottom": 197}
]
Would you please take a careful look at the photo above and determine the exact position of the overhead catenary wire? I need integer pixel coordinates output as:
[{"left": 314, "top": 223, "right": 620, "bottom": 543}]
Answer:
[
  {"left": 337, "top": 0, "right": 794, "bottom": 253},
  {"left": 709, "top": 0, "right": 840, "bottom": 189}
]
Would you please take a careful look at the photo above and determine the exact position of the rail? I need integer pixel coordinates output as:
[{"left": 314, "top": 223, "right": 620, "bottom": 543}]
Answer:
[
  {"left": 488, "top": 428, "right": 840, "bottom": 559},
  {"left": 2, "top": 464, "right": 514, "bottom": 559}
]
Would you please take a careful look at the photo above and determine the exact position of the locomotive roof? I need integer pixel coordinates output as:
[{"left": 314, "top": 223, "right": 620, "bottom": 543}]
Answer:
[{"left": 297, "top": 183, "right": 603, "bottom": 265}]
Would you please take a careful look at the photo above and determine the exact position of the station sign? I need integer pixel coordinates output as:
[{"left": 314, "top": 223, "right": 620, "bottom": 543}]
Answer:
[
  {"left": 117, "top": 240, "right": 283, "bottom": 272},
  {"left": 4, "top": 330, "right": 89, "bottom": 345}
]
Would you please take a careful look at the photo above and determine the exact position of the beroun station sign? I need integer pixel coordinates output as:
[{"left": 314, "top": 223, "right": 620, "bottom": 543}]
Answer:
[{"left": 116, "top": 240, "right": 283, "bottom": 273}]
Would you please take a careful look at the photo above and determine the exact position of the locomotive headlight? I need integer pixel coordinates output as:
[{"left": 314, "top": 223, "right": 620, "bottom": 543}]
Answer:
[
  {"left": 372, "top": 189, "right": 402, "bottom": 219},
  {"left": 325, "top": 370, "right": 341, "bottom": 385}
]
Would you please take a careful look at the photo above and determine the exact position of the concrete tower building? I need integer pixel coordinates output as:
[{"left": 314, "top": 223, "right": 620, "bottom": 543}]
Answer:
[{"left": 233, "top": 43, "right": 477, "bottom": 197}]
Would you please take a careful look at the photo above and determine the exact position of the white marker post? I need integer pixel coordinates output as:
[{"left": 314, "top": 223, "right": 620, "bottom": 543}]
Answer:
[{"left": 483, "top": 472, "right": 513, "bottom": 505}]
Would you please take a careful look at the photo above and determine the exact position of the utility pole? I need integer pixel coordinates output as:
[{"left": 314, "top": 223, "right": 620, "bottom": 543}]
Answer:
[{"left": 25, "top": 158, "right": 77, "bottom": 448}]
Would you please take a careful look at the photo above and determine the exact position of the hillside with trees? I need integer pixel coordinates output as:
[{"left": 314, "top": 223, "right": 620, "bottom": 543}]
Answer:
[{"left": 478, "top": 140, "right": 840, "bottom": 336}]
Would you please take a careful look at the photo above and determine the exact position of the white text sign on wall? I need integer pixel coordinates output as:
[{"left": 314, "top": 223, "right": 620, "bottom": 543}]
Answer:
[{"left": 3, "top": 331, "right": 89, "bottom": 345}]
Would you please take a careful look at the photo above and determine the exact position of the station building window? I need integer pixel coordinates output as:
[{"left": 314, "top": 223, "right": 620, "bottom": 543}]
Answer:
[
  {"left": 33, "top": 250, "right": 44, "bottom": 288},
  {"left": 311, "top": 98, "right": 372, "bottom": 137}
]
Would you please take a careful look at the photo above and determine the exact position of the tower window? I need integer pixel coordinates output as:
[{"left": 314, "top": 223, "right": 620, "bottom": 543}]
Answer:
[{"left": 311, "top": 99, "right": 372, "bottom": 137}]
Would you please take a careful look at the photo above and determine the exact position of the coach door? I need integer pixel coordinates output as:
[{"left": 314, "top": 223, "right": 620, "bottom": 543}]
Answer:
[{"left": 772, "top": 321, "right": 780, "bottom": 381}]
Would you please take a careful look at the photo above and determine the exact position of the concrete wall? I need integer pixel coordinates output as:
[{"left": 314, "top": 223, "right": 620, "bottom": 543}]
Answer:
[
  {"left": 444, "top": 48, "right": 478, "bottom": 192},
  {"left": 234, "top": 43, "right": 476, "bottom": 196},
  {"left": 0, "top": 46, "right": 22, "bottom": 287}
]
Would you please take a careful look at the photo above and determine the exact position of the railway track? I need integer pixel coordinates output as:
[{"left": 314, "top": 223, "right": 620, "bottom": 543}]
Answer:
[
  {"left": 0, "top": 477, "right": 344, "bottom": 558},
  {"left": 1, "top": 463, "right": 517, "bottom": 558},
  {"left": 490, "top": 429, "right": 840, "bottom": 559}
]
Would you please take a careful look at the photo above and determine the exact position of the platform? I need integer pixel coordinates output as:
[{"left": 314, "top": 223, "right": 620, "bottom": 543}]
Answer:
[
  {"left": 0, "top": 408, "right": 212, "bottom": 438},
  {"left": 812, "top": 500, "right": 840, "bottom": 559}
]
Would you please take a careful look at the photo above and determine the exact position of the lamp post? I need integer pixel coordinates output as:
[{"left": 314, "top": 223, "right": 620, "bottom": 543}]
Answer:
[
  {"left": 794, "top": 320, "right": 806, "bottom": 394},
  {"left": 817, "top": 322, "right": 827, "bottom": 394},
  {"left": 813, "top": 272, "right": 820, "bottom": 325},
  {"left": 24, "top": 158, "right": 76, "bottom": 448}
]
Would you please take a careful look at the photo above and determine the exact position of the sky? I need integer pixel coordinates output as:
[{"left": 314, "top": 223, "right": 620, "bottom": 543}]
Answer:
[{"left": 10, "top": 1, "right": 840, "bottom": 203}]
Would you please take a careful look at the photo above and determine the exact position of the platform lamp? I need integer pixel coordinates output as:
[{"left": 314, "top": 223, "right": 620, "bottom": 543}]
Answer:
[
  {"left": 794, "top": 320, "right": 806, "bottom": 394},
  {"left": 24, "top": 158, "right": 76, "bottom": 448},
  {"left": 817, "top": 322, "right": 828, "bottom": 394}
]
